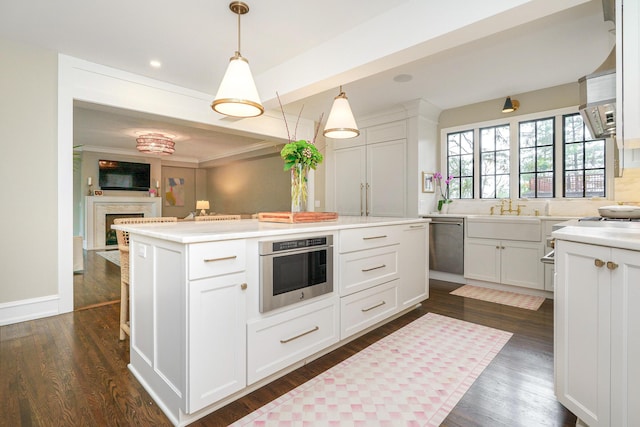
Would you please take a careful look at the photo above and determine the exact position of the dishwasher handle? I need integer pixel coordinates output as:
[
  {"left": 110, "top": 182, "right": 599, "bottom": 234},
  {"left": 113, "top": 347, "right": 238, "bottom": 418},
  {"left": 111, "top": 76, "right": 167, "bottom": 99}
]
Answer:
[{"left": 430, "top": 220, "right": 463, "bottom": 226}]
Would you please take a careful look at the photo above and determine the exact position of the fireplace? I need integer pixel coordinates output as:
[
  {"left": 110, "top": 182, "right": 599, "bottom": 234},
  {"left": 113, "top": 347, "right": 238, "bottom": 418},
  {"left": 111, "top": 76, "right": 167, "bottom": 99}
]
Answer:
[
  {"left": 84, "top": 196, "right": 162, "bottom": 250},
  {"left": 105, "top": 213, "right": 143, "bottom": 246}
]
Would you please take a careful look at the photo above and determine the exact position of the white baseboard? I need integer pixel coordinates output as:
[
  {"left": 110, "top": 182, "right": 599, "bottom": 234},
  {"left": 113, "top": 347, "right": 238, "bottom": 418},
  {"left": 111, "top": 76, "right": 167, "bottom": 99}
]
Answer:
[{"left": 0, "top": 295, "right": 61, "bottom": 326}]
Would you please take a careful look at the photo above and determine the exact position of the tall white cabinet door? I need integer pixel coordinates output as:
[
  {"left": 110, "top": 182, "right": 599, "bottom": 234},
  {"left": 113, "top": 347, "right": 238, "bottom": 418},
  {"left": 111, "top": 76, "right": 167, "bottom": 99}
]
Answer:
[
  {"left": 610, "top": 248, "right": 640, "bottom": 427},
  {"left": 555, "top": 241, "right": 611, "bottom": 427},
  {"left": 398, "top": 223, "right": 428, "bottom": 308},
  {"left": 187, "top": 273, "right": 247, "bottom": 413},
  {"left": 334, "top": 146, "right": 366, "bottom": 216},
  {"left": 367, "top": 139, "right": 407, "bottom": 217}
]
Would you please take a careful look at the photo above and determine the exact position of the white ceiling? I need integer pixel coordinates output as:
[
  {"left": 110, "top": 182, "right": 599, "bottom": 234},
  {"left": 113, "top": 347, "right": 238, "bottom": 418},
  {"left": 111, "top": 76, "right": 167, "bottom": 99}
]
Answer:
[{"left": 0, "top": 0, "right": 615, "bottom": 163}]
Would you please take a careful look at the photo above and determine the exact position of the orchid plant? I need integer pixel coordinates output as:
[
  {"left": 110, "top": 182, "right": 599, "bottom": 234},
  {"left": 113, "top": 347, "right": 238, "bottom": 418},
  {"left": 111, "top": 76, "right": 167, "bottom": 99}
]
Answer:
[{"left": 433, "top": 172, "right": 453, "bottom": 211}]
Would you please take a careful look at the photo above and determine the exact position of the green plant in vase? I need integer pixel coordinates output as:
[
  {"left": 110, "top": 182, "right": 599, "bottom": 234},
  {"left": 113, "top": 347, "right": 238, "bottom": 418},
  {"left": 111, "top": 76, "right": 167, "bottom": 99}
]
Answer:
[{"left": 277, "top": 93, "right": 324, "bottom": 212}]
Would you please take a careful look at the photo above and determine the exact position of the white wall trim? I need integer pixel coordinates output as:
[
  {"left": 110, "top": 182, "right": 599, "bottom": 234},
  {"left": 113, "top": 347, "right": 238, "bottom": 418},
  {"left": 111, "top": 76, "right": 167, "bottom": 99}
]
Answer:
[{"left": 0, "top": 295, "right": 61, "bottom": 326}]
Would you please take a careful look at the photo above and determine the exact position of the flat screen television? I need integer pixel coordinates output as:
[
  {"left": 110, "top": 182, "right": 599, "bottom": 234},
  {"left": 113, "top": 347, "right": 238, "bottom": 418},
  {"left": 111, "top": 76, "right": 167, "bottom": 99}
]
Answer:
[{"left": 98, "top": 159, "right": 151, "bottom": 191}]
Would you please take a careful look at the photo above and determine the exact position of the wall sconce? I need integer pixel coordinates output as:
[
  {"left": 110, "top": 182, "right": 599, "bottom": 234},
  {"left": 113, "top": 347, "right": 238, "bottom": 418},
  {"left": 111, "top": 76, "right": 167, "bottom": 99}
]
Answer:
[
  {"left": 502, "top": 96, "right": 520, "bottom": 113},
  {"left": 196, "top": 200, "right": 210, "bottom": 216}
]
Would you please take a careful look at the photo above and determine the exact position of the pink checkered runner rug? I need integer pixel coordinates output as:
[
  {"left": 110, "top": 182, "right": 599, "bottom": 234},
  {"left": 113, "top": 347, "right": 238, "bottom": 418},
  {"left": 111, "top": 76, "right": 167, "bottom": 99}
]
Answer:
[
  {"left": 232, "top": 313, "right": 512, "bottom": 426},
  {"left": 450, "top": 284, "right": 546, "bottom": 311}
]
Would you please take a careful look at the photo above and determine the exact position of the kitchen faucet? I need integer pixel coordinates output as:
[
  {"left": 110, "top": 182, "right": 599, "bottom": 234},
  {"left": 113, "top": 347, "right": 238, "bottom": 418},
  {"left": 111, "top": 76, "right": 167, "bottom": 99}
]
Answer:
[{"left": 491, "top": 199, "right": 526, "bottom": 215}]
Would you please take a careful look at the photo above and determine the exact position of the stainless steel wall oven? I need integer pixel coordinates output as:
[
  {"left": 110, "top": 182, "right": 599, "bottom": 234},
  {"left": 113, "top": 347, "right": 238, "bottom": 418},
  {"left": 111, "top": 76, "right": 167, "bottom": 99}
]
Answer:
[{"left": 259, "top": 235, "right": 333, "bottom": 313}]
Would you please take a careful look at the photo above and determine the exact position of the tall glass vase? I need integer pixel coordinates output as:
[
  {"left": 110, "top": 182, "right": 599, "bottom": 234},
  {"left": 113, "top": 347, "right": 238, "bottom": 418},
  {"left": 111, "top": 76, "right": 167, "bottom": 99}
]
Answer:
[{"left": 291, "top": 163, "right": 309, "bottom": 212}]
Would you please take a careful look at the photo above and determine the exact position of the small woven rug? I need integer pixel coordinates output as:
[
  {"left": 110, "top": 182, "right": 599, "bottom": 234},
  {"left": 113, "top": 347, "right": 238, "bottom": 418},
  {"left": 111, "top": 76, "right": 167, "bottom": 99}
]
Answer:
[
  {"left": 96, "top": 250, "right": 120, "bottom": 267},
  {"left": 450, "top": 284, "right": 545, "bottom": 311},
  {"left": 232, "top": 313, "right": 512, "bottom": 427}
]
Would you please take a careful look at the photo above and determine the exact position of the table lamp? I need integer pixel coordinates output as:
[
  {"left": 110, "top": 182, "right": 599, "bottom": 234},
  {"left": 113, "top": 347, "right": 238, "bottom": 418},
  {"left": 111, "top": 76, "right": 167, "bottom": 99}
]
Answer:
[{"left": 196, "top": 200, "right": 210, "bottom": 216}]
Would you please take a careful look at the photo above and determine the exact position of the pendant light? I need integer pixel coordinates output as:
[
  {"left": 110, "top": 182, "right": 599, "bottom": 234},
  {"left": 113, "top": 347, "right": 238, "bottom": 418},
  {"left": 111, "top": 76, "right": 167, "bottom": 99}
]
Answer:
[
  {"left": 211, "top": 2, "right": 264, "bottom": 118},
  {"left": 323, "top": 86, "right": 360, "bottom": 139}
]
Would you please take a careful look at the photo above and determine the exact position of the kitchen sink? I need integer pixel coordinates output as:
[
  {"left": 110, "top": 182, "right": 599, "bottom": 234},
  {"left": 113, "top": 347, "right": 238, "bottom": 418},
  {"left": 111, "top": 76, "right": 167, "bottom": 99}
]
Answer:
[{"left": 466, "top": 215, "right": 542, "bottom": 241}]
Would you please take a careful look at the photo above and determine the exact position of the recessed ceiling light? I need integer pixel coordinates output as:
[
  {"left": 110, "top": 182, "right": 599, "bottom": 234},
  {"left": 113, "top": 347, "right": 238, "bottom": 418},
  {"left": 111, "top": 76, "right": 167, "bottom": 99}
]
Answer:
[
  {"left": 393, "top": 74, "right": 413, "bottom": 83},
  {"left": 149, "top": 60, "right": 162, "bottom": 68}
]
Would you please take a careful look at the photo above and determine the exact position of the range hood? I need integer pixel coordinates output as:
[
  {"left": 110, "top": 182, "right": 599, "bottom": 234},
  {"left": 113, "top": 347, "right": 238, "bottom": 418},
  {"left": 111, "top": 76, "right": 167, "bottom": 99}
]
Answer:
[{"left": 578, "top": 48, "right": 616, "bottom": 138}]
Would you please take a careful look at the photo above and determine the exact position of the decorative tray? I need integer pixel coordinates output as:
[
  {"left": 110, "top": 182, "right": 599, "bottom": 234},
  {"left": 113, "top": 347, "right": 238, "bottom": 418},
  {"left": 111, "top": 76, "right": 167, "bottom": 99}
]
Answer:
[{"left": 257, "top": 212, "right": 339, "bottom": 223}]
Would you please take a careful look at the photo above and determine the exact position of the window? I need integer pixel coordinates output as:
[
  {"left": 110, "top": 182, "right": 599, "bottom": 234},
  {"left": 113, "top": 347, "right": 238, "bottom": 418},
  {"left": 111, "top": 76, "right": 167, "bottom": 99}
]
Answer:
[
  {"left": 519, "top": 118, "right": 554, "bottom": 198},
  {"left": 563, "top": 113, "right": 605, "bottom": 197},
  {"left": 447, "top": 130, "right": 474, "bottom": 198},
  {"left": 480, "top": 125, "right": 510, "bottom": 198}
]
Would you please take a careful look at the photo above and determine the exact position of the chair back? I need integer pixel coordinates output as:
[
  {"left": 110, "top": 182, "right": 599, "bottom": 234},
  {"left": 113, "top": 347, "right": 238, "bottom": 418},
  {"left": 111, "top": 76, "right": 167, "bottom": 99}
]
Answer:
[
  {"left": 113, "top": 216, "right": 178, "bottom": 248},
  {"left": 194, "top": 215, "right": 241, "bottom": 222}
]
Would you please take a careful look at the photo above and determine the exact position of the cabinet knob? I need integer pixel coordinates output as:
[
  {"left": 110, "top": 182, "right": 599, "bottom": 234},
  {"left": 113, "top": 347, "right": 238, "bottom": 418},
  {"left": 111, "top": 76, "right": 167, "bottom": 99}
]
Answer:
[
  {"left": 606, "top": 261, "right": 618, "bottom": 270},
  {"left": 594, "top": 259, "right": 605, "bottom": 268},
  {"left": 240, "top": 283, "right": 248, "bottom": 290}
]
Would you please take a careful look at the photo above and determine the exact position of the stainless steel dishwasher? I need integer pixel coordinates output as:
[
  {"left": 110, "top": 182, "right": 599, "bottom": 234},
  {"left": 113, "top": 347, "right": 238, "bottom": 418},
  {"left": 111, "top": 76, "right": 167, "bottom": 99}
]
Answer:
[{"left": 428, "top": 217, "right": 464, "bottom": 274}]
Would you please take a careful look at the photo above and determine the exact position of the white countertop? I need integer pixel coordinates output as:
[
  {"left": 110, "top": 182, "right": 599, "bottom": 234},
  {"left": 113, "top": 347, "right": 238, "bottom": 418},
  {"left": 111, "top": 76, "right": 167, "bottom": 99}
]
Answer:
[
  {"left": 112, "top": 216, "right": 429, "bottom": 244},
  {"left": 422, "top": 213, "right": 577, "bottom": 222},
  {"left": 552, "top": 220, "right": 640, "bottom": 251}
]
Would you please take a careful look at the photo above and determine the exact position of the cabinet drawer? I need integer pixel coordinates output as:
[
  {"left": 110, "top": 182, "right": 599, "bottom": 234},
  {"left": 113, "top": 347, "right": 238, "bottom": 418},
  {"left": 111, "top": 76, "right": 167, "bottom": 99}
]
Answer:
[
  {"left": 340, "top": 280, "right": 398, "bottom": 339},
  {"left": 339, "top": 245, "right": 399, "bottom": 296},
  {"left": 247, "top": 298, "right": 339, "bottom": 384},
  {"left": 339, "top": 225, "right": 401, "bottom": 253},
  {"left": 188, "top": 240, "right": 246, "bottom": 280}
]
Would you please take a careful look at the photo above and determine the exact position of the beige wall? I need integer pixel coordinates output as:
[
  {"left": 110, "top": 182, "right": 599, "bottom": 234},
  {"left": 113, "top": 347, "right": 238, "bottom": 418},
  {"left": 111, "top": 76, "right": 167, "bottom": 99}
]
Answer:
[
  {"left": 206, "top": 154, "right": 290, "bottom": 214},
  {"left": 0, "top": 38, "right": 58, "bottom": 303},
  {"left": 438, "top": 83, "right": 580, "bottom": 130}
]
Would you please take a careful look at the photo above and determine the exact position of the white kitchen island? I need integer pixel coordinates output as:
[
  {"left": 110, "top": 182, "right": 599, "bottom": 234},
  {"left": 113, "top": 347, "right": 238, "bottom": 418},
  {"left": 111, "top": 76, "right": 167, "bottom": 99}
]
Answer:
[
  {"left": 113, "top": 216, "right": 429, "bottom": 426},
  {"left": 553, "top": 222, "right": 640, "bottom": 427}
]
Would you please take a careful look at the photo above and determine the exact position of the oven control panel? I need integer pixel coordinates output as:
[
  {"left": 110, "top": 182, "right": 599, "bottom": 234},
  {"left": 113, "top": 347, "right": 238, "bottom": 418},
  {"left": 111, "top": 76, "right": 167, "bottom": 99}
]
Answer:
[{"left": 260, "top": 235, "right": 333, "bottom": 255}]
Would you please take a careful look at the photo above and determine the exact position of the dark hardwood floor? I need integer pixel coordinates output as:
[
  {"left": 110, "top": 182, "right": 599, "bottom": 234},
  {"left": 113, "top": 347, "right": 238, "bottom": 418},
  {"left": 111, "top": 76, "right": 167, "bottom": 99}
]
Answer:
[
  {"left": 2, "top": 264, "right": 577, "bottom": 426},
  {"left": 74, "top": 249, "right": 121, "bottom": 310}
]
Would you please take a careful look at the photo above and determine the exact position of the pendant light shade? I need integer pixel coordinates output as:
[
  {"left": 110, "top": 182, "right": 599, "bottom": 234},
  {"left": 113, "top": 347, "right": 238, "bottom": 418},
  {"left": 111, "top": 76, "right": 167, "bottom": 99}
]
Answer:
[
  {"left": 323, "top": 87, "right": 360, "bottom": 139},
  {"left": 211, "top": 2, "right": 264, "bottom": 118}
]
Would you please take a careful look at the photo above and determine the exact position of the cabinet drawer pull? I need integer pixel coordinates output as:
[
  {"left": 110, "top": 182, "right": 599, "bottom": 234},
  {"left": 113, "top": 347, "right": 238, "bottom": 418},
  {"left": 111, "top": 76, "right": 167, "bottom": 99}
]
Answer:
[
  {"left": 204, "top": 255, "right": 237, "bottom": 263},
  {"left": 279, "top": 326, "right": 319, "bottom": 344},
  {"left": 362, "top": 300, "right": 386, "bottom": 312},
  {"left": 362, "top": 264, "right": 386, "bottom": 272},
  {"left": 594, "top": 259, "right": 605, "bottom": 268},
  {"left": 363, "top": 235, "right": 387, "bottom": 240},
  {"left": 240, "top": 283, "right": 247, "bottom": 290},
  {"left": 607, "top": 261, "right": 618, "bottom": 270},
  {"left": 409, "top": 225, "right": 424, "bottom": 229}
]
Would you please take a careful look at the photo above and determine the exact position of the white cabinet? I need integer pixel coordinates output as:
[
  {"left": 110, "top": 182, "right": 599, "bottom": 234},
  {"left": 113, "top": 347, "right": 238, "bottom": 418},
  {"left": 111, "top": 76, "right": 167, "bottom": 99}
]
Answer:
[
  {"left": 340, "top": 280, "right": 398, "bottom": 339},
  {"left": 187, "top": 272, "right": 246, "bottom": 413},
  {"left": 555, "top": 240, "right": 640, "bottom": 427},
  {"left": 128, "top": 237, "right": 248, "bottom": 419},
  {"left": 338, "top": 222, "right": 428, "bottom": 339},
  {"left": 464, "top": 238, "right": 544, "bottom": 289},
  {"left": 186, "top": 240, "right": 248, "bottom": 414},
  {"left": 247, "top": 297, "right": 339, "bottom": 384},
  {"left": 619, "top": 0, "right": 640, "bottom": 148},
  {"left": 332, "top": 121, "right": 407, "bottom": 217},
  {"left": 398, "top": 223, "right": 428, "bottom": 308}
]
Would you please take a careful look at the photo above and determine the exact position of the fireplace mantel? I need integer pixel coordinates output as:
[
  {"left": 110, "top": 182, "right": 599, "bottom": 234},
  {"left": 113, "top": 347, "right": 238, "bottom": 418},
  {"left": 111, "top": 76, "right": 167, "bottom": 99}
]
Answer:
[{"left": 84, "top": 196, "right": 162, "bottom": 250}]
